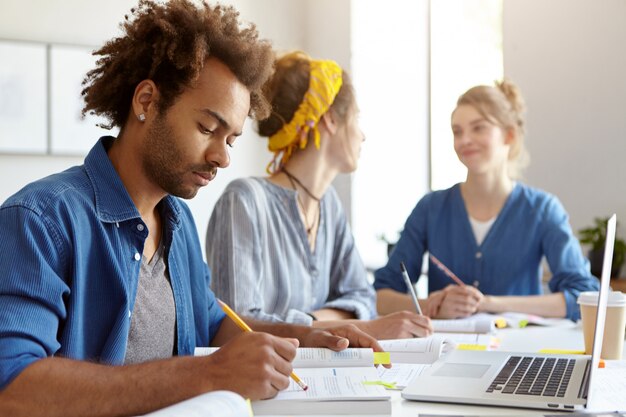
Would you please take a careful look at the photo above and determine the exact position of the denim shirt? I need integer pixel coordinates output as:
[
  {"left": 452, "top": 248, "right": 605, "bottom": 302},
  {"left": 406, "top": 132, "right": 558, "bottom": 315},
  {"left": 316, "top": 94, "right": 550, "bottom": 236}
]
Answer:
[
  {"left": 0, "top": 137, "right": 225, "bottom": 390},
  {"left": 374, "top": 183, "right": 599, "bottom": 321}
]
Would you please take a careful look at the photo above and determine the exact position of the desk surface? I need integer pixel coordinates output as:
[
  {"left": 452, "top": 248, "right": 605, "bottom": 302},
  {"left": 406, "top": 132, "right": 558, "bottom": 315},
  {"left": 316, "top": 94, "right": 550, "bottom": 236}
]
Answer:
[{"left": 268, "top": 321, "right": 625, "bottom": 417}]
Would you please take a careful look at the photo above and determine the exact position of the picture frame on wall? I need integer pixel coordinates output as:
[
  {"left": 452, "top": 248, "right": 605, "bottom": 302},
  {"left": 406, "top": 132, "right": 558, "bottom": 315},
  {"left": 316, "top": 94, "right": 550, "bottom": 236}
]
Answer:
[
  {"left": 49, "top": 44, "right": 118, "bottom": 155},
  {"left": 0, "top": 41, "right": 47, "bottom": 154},
  {"left": 0, "top": 40, "right": 118, "bottom": 156}
]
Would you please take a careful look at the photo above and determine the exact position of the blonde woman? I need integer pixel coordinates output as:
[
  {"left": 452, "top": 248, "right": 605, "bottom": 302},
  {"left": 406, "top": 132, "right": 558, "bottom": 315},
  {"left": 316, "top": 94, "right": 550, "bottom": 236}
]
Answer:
[
  {"left": 206, "top": 51, "right": 432, "bottom": 339},
  {"left": 375, "top": 80, "right": 598, "bottom": 321}
]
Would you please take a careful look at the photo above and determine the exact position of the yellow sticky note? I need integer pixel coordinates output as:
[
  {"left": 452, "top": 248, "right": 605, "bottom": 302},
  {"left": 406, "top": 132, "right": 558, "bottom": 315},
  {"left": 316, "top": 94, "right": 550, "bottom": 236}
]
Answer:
[
  {"left": 538, "top": 350, "right": 604, "bottom": 368},
  {"left": 538, "top": 349, "right": 585, "bottom": 354},
  {"left": 495, "top": 318, "right": 507, "bottom": 328},
  {"left": 373, "top": 352, "right": 391, "bottom": 365},
  {"left": 363, "top": 380, "right": 397, "bottom": 389},
  {"left": 457, "top": 343, "right": 487, "bottom": 351}
]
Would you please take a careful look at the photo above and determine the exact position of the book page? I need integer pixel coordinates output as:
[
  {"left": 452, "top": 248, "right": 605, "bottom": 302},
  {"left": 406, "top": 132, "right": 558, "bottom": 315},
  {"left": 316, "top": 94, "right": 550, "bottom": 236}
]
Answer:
[
  {"left": 379, "top": 336, "right": 442, "bottom": 353},
  {"left": 376, "top": 363, "right": 431, "bottom": 389},
  {"left": 432, "top": 315, "right": 496, "bottom": 333},
  {"left": 434, "top": 332, "right": 500, "bottom": 349},
  {"left": 588, "top": 360, "right": 626, "bottom": 411},
  {"left": 378, "top": 336, "right": 455, "bottom": 363},
  {"left": 273, "top": 367, "right": 389, "bottom": 401},
  {"left": 292, "top": 347, "right": 374, "bottom": 368},
  {"left": 194, "top": 347, "right": 374, "bottom": 368},
  {"left": 139, "top": 391, "right": 250, "bottom": 417},
  {"left": 499, "top": 312, "right": 572, "bottom": 327},
  {"left": 194, "top": 347, "right": 219, "bottom": 357}
]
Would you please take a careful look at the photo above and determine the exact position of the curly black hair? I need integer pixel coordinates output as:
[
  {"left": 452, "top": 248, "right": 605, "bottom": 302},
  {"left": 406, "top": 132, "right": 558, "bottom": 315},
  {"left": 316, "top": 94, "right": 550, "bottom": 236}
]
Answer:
[{"left": 82, "top": 0, "right": 274, "bottom": 129}]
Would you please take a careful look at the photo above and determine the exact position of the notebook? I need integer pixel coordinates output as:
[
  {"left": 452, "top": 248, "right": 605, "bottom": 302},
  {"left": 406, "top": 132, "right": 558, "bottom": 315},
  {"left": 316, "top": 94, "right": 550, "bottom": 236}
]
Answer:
[{"left": 402, "top": 214, "right": 616, "bottom": 412}]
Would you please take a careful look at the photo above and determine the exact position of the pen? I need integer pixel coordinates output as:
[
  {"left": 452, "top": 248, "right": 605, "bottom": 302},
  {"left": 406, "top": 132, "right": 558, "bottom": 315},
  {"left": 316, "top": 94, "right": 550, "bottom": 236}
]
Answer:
[
  {"left": 400, "top": 262, "right": 423, "bottom": 315},
  {"left": 217, "top": 299, "right": 309, "bottom": 391},
  {"left": 429, "top": 254, "right": 467, "bottom": 287}
]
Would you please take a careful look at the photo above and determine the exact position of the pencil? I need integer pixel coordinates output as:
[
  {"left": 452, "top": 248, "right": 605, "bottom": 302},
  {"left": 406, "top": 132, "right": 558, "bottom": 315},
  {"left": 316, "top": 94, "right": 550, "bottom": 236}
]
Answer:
[
  {"left": 399, "top": 262, "right": 423, "bottom": 315},
  {"left": 429, "top": 254, "right": 466, "bottom": 287},
  {"left": 217, "top": 299, "right": 308, "bottom": 391}
]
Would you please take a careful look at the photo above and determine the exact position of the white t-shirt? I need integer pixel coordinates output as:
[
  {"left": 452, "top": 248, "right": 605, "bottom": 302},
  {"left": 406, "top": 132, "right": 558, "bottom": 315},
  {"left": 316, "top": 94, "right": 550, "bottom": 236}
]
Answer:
[{"left": 469, "top": 216, "right": 497, "bottom": 246}]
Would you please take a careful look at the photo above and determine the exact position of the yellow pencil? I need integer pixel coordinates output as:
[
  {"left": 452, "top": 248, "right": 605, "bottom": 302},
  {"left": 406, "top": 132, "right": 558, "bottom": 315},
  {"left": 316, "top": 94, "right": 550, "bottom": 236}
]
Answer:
[{"left": 217, "top": 299, "right": 309, "bottom": 391}]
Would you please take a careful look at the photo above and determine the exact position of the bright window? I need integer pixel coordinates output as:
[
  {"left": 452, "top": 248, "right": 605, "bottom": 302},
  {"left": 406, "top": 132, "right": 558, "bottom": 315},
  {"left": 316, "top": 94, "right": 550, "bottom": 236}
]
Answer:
[
  {"left": 350, "top": 0, "right": 503, "bottom": 272},
  {"left": 351, "top": 0, "right": 430, "bottom": 270},
  {"left": 430, "top": 0, "right": 503, "bottom": 190}
]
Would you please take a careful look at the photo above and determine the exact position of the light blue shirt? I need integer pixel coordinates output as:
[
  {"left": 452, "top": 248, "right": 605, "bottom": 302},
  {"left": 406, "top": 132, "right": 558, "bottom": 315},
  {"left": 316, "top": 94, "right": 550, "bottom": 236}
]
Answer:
[
  {"left": 374, "top": 183, "right": 598, "bottom": 321},
  {"left": 0, "top": 137, "right": 225, "bottom": 390},
  {"left": 206, "top": 177, "right": 376, "bottom": 325}
]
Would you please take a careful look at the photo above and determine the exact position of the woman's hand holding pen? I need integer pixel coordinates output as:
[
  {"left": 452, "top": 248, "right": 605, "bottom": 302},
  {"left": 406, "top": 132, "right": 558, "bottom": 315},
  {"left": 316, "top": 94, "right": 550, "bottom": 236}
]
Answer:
[
  {"left": 424, "top": 285, "right": 485, "bottom": 319},
  {"left": 353, "top": 311, "right": 433, "bottom": 340}
]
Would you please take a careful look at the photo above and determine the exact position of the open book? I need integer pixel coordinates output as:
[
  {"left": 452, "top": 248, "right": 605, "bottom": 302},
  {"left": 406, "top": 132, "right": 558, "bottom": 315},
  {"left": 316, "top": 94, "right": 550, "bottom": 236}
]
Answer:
[
  {"left": 195, "top": 347, "right": 391, "bottom": 415},
  {"left": 378, "top": 335, "right": 456, "bottom": 363},
  {"left": 496, "top": 312, "right": 573, "bottom": 328},
  {"left": 432, "top": 313, "right": 571, "bottom": 333},
  {"left": 432, "top": 313, "right": 502, "bottom": 333},
  {"left": 435, "top": 332, "right": 500, "bottom": 350}
]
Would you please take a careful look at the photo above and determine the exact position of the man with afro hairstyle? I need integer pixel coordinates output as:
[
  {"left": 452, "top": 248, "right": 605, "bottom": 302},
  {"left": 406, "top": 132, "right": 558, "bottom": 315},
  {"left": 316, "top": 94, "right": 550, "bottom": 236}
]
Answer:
[{"left": 0, "top": 1, "right": 381, "bottom": 416}]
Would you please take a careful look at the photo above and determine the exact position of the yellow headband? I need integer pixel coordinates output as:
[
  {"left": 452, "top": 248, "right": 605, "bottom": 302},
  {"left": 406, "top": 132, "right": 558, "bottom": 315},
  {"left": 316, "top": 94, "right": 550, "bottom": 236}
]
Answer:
[{"left": 266, "top": 59, "right": 343, "bottom": 173}]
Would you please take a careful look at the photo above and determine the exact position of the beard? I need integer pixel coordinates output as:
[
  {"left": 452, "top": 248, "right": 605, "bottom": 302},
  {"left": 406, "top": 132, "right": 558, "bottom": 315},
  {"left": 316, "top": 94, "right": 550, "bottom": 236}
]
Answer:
[{"left": 141, "top": 115, "right": 215, "bottom": 199}]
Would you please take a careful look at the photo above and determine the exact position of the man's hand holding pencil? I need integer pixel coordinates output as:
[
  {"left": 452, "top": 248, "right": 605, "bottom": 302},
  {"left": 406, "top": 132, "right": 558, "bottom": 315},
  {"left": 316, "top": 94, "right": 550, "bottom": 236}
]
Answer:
[{"left": 210, "top": 299, "right": 386, "bottom": 399}]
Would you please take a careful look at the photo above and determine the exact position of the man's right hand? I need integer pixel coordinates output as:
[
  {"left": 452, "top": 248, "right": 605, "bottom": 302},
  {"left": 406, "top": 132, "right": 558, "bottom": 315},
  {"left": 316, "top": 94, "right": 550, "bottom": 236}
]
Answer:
[{"left": 202, "top": 332, "right": 298, "bottom": 400}]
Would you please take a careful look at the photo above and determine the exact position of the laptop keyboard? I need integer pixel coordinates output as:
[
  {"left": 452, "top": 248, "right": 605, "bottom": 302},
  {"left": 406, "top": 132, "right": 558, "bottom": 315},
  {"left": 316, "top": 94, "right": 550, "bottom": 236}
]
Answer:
[{"left": 486, "top": 356, "right": 576, "bottom": 397}]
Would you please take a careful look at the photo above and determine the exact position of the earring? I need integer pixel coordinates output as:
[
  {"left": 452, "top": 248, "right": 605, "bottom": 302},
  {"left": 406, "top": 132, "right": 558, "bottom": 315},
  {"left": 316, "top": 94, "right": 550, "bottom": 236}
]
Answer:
[{"left": 138, "top": 113, "right": 146, "bottom": 122}]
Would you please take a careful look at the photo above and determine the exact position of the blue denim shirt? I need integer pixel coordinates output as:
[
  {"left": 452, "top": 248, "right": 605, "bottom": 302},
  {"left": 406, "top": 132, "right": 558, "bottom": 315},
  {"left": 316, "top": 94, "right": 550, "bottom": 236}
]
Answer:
[
  {"left": 374, "top": 183, "right": 599, "bottom": 321},
  {"left": 0, "top": 137, "right": 225, "bottom": 390}
]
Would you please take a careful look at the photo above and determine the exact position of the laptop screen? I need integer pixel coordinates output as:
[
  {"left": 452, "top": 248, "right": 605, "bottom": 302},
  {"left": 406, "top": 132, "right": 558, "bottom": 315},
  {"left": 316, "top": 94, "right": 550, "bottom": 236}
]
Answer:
[{"left": 585, "top": 213, "right": 616, "bottom": 407}]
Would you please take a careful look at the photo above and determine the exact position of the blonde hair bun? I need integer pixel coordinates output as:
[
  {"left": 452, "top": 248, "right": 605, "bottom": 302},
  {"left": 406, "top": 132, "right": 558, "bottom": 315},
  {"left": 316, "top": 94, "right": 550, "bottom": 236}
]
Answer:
[{"left": 495, "top": 79, "right": 526, "bottom": 133}]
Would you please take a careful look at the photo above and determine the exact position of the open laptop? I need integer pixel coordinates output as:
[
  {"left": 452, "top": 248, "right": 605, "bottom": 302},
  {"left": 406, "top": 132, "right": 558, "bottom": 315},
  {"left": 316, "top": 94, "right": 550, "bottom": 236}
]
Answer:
[{"left": 402, "top": 214, "right": 616, "bottom": 412}]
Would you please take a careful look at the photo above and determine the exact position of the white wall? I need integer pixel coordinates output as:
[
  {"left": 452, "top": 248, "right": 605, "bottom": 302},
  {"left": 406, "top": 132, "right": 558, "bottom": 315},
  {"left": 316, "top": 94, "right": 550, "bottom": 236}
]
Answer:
[
  {"left": 503, "top": 0, "right": 626, "bottom": 245},
  {"left": 0, "top": 0, "right": 314, "bottom": 256},
  {"left": 5, "top": 0, "right": 624, "bottom": 262},
  {"left": 301, "top": 0, "right": 355, "bottom": 220}
]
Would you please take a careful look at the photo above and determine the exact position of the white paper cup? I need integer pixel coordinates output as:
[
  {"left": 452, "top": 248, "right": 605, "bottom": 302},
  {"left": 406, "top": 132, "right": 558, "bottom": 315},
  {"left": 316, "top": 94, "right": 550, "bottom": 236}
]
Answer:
[{"left": 577, "top": 291, "right": 626, "bottom": 359}]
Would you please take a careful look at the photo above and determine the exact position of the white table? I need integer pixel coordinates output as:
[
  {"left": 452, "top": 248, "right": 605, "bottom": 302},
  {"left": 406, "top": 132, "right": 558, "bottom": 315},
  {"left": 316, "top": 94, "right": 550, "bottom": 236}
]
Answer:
[
  {"left": 389, "top": 321, "right": 584, "bottom": 417},
  {"left": 269, "top": 320, "right": 626, "bottom": 417}
]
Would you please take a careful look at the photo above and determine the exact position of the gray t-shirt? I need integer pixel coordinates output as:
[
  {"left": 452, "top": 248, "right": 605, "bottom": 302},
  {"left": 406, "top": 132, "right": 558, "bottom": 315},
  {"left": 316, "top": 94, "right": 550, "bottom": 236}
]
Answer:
[{"left": 124, "top": 242, "right": 176, "bottom": 365}]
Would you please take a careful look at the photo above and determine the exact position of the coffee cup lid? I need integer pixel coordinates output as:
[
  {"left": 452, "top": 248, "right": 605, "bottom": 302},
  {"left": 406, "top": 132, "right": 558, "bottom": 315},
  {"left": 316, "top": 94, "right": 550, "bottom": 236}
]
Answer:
[{"left": 577, "top": 291, "right": 626, "bottom": 307}]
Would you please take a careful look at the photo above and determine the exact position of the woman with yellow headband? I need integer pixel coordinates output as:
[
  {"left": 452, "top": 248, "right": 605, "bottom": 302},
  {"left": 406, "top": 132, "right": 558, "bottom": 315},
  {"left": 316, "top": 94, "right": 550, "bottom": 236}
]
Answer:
[{"left": 206, "top": 51, "right": 432, "bottom": 339}]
